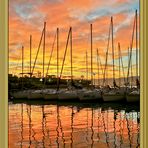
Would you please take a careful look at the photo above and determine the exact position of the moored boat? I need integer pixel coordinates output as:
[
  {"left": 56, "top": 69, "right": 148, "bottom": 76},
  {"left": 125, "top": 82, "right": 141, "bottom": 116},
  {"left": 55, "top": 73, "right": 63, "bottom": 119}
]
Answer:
[
  {"left": 10, "top": 90, "right": 31, "bottom": 99},
  {"left": 126, "top": 89, "right": 140, "bottom": 102},
  {"left": 43, "top": 89, "right": 58, "bottom": 100},
  {"left": 126, "top": 10, "right": 140, "bottom": 103},
  {"left": 102, "top": 88, "right": 126, "bottom": 102},
  {"left": 78, "top": 89, "right": 102, "bottom": 101},
  {"left": 58, "top": 89, "right": 79, "bottom": 101}
]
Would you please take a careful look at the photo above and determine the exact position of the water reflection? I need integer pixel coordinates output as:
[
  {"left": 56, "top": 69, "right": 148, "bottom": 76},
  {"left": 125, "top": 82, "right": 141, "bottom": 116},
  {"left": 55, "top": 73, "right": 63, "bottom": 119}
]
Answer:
[{"left": 9, "top": 102, "right": 140, "bottom": 148}]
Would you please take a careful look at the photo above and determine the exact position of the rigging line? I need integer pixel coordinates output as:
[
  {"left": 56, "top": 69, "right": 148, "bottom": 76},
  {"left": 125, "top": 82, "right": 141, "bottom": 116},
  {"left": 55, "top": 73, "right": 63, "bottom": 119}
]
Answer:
[
  {"left": 119, "top": 44, "right": 126, "bottom": 84},
  {"left": 21, "top": 46, "right": 24, "bottom": 90},
  {"left": 103, "top": 18, "right": 111, "bottom": 86},
  {"left": 30, "top": 35, "right": 32, "bottom": 78},
  {"left": 57, "top": 27, "right": 71, "bottom": 91},
  {"left": 97, "top": 51, "right": 104, "bottom": 80},
  {"left": 127, "top": 47, "right": 130, "bottom": 86},
  {"left": 118, "top": 43, "right": 121, "bottom": 86},
  {"left": 128, "top": 44, "right": 133, "bottom": 88},
  {"left": 96, "top": 49, "right": 100, "bottom": 86},
  {"left": 57, "top": 28, "right": 59, "bottom": 88},
  {"left": 59, "top": 28, "right": 71, "bottom": 78},
  {"left": 130, "top": 44, "right": 133, "bottom": 88},
  {"left": 86, "top": 51, "right": 89, "bottom": 87},
  {"left": 44, "top": 31, "right": 57, "bottom": 86},
  {"left": 43, "top": 22, "right": 46, "bottom": 79},
  {"left": 70, "top": 27, "right": 73, "bottom": 82},
  {"left": 135, "top": 10, "right": 138, "bottom": 79},
  {"left": 127, "top": 14, "right": 136, "bottom": 83},
  {"left": 31, "top": 26, "right": 44, "bottom": 76}
]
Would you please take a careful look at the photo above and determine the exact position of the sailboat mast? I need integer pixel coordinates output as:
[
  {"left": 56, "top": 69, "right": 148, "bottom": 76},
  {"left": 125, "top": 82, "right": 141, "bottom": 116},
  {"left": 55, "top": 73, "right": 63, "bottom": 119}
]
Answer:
[
  {"left": 70, "top": 27, "right": 73, "bottom": 82},
  {"left": 22, "top": 46, "right": 24, "bottom": 90},
  {"left": 96, "top": 49, "right": 100, "bottom": 86},
  {"left": 127, "top": 11, "right": 137, "bottom": 87},
  {"left": 30, "top": 35, "right": 32, "bottom": 78},
  {"left": 103, "top": 20, "right": 111, "bottom": 86},
  {"left": 130, "top": 44, "right": 133, "bottom": 88},
  {"left": 118, "top": 43, "right": 121, "bottom": 86},
  {"left": 127, "top": 46, "right": 129, "bottom": 85},
  {"left": 135, "top": 10, "right": 138, "bottom": 80},
  {"left": 57, "top": 28, "right": 59, "bottom": 87},
  {"left": 86, "top": 51, "right": 88, "bottom": 86},
  {"left": 111, "top": 17, "right": 115, "bottom": 86},
  {"left": 90, "top": 24, "right": 93, "bottom": 86},
  {"left": 31, "top": 27, "right": 44, "bottom": 76},
  {"left": 98, "top": 52, "right": 104, "bottom": 78},
  {"left": 43, "top": 22, "right": 46, "bottom": 79}
]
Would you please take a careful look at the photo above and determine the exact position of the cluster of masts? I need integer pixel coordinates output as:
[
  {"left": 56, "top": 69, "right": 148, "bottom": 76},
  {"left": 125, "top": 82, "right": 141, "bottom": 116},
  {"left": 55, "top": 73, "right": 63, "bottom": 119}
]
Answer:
[{"left": 10, "top": 10, "right": 140, "bottom": 103}]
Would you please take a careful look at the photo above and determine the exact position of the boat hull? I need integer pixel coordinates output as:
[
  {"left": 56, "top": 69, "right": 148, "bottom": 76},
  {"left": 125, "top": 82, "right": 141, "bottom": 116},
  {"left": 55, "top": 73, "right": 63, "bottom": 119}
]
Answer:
[
  {"left": 28, "top": 91, "right": 44, "bottom": 100},
  {"left": 78, "top": 90, "right": 102, "bottom": 101},
  {"left": 102, "top": 94, "right": 125, "bottom": 102},
  {"left": 11, "top": 90, "right": 29, "bottom": 99},
  {"left": 44, "top": 93, "right": 58, "bottom": 100},
  {"left": 126, "top": 94, "right": 140, "bottom": 102},
  {"left": 58, "top": 91, "right": 78, "bottom": 101}
]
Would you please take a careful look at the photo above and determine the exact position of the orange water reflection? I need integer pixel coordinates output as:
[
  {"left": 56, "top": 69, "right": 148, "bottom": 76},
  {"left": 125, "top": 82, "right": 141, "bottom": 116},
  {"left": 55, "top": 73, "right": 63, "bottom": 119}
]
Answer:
[{"left": 9, "top": 102, "right": 140, "bottom": 148}]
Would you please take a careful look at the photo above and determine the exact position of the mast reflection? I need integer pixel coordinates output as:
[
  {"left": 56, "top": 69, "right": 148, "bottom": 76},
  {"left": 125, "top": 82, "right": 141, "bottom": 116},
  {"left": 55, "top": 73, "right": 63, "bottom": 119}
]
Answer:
[{"left": 9, "top": 102, "right": 140, "bottom": 148}]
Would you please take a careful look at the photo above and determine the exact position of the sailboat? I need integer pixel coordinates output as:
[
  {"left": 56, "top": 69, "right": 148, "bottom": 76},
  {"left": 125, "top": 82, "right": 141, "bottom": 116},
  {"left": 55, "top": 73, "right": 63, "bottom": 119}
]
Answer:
[
  {"left": 126, "top": 10, "right": 140, "bottom": 102},
  {"left": 58, "top": 27, "right": 79, "bottom": 101},
  {"left": 78, "top": 24, "right": 102, "bottom": 101},
  {"left": 102, "top": 17, "right": 125, "bottom": 102},
  {"left": 11, "top": 46, "right": 31, "bottom": 99}
]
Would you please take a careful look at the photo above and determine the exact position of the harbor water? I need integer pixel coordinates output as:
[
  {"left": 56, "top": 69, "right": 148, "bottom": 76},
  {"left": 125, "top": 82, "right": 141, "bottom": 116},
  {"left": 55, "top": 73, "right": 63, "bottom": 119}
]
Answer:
[{"left": 9, "top": 101, "right": 140, "bottom": 148}]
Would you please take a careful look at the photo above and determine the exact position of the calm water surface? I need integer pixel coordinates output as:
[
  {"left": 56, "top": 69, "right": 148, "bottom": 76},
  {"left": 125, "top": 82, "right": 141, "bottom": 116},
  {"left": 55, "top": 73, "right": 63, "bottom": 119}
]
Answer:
[{"left": 9, "top": 101, "right": 140, "bottom": 148}]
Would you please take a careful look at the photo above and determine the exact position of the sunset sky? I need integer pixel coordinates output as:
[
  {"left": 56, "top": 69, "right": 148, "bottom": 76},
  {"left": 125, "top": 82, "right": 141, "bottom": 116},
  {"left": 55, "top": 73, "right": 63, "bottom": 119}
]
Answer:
[{"left": 9, "top": 0, "right": 139, "bottom": 79}]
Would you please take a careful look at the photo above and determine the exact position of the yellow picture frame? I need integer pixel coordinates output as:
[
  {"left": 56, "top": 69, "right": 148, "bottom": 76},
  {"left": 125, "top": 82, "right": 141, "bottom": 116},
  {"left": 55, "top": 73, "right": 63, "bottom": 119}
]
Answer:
[
  {"left": 0, "top": 0, "right": 8, "bottom": 148},
  {"left": 0, "top": 0, "right": 147, "bottom": 147},
  {"left": 0, "top": 0, "right": 8, "bottom": 147}
]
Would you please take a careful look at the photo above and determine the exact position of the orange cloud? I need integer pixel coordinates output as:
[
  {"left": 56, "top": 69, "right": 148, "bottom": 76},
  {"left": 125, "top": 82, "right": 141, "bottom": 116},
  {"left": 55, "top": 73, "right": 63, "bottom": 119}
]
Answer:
[{"left": 9, "top": 0, "right": 139, "bottom": 79}]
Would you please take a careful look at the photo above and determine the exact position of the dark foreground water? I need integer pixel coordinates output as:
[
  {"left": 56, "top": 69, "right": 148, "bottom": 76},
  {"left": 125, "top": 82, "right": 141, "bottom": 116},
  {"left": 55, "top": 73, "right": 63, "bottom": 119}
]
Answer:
[{"left": 9, "top": 101, "right": 140, "bottom": 148}]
